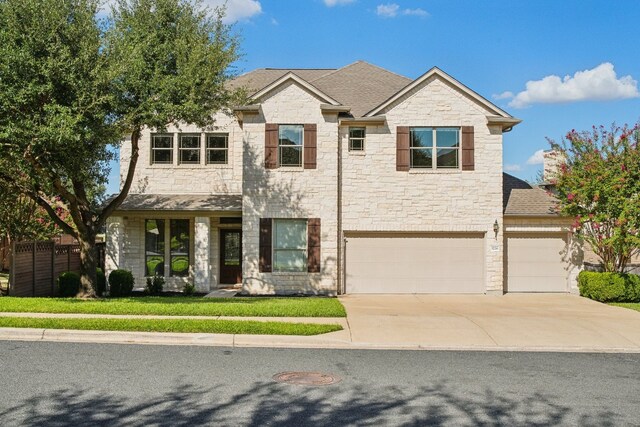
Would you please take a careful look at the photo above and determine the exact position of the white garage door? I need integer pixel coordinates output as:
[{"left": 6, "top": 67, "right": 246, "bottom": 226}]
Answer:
[
  {"left": 506, "top": 234, "right": 569, "bottom": 292},
  {"left": 345, "top": 233, "right": 485, "bottom": 294}
]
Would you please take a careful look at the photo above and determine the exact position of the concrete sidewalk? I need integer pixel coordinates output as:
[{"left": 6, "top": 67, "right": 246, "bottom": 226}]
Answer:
[{"left": 1, "top": 294, "right": 640, "bottom": 352}]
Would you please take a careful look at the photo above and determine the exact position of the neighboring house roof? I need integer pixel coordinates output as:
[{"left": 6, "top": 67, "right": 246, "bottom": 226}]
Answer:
[
  {"left": 503, "top": 173, "right": 559, "bottom": 216},
  {"left": 113, "top": 194, "right": 242, "bottom": 212}
]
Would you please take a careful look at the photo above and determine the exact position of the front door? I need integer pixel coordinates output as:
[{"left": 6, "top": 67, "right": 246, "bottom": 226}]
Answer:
[{"left": 220, "top": 229, "right": 242, "bottom": 284}]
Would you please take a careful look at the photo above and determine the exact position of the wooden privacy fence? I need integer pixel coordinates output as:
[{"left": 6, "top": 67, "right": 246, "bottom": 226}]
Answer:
[{"left": 9, "top": 241, "right": 105, "bottom": 297}]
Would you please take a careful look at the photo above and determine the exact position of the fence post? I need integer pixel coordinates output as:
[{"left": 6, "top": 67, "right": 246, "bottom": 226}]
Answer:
[
  {"left": 32, "top": 241, "right": 36, "bottom": 297},
  {"left": 67, "top": 245, "right": 71, "bottom": 272},
  {"left": 9, "top": 241, "right": 15, "bottom": 296},
  {"left": 51, "top": 241, "right": 56, "bottom": 296}
]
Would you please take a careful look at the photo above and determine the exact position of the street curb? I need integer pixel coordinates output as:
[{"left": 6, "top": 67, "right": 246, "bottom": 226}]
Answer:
[{"left": 2, "top": 328, "right": 640, "bottom": 353}]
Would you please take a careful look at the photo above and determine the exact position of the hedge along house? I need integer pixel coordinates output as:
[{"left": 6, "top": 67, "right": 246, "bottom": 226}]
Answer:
[{"left": 105, "top": 61, "right": 584, "bottom": 294}]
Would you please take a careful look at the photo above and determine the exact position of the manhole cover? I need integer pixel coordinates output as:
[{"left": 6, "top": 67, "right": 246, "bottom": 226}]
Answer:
[{"left": 273, "top": 371, "right": 341, "bottom": 386}]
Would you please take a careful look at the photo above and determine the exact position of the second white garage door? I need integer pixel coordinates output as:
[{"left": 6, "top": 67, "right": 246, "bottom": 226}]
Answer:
[
  {"left": 345, "top": 233, "right": 485, "bottom": 294},
  {"left": 506, "top": 233, "right": 569, "bottom": 292}
]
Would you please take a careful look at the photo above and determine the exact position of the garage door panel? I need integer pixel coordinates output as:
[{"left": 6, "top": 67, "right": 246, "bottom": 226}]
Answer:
[
  {"left": 346, "top": 234, "right": 484, "bottom": 294},
  {"left": 507, "top": 234, "right": 569, "bottom": 293}
]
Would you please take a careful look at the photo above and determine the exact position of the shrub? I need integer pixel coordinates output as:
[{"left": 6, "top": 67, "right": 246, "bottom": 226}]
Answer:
[
  {"left": 183, "top": 282, "right": 196, "bottom": 296},
  {"left": 145, "top": 274, "right": 165, "bottom": 295},
  {"left": 58, "top": 272, "right": 80, "bottom": 297},
  {"left": 96, "top": 268, "right": 106, "bottom": 296},
  {"left": 108, "top": 269, "right": 135, "bottom": 297},
  {"left": 578, "top": 271, "right": 640, "bottom": 302}
]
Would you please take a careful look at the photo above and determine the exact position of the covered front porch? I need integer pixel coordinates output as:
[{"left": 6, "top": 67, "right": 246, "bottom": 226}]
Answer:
[{"left": 105, "top": 194, "right": 242, "bottom": 292}]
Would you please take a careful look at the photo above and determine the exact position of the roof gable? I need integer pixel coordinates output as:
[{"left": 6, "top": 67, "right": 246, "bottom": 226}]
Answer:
[
  {"left": 365, "top": 67, "right": 513, "bottom": 118},
  {"left": 251, "top": 72, "right": 341, "bottom": 106}
]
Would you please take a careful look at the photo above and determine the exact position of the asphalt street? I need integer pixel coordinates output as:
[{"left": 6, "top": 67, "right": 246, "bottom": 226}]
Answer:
[{"left": 1, "top": 341, "right": 639, "bottom": 426}]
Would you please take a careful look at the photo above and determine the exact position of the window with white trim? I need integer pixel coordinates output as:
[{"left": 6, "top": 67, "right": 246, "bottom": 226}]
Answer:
[
  {"left": 206, "top": 133, "right": 228, "bottom": 164},
  {"left": 349, "top": 127, "right": 365, "bottom": 151},
  {"left": 410, "top": 127, "right": 460, "bottom": 169},
  {"left": 179, "top": 134, "right": 201, "bottom": 164},
  {"left": 278, "top": 125, "right": 303, "bottom": 167},
  {"left": 273, "top": 219, "right": 307, "bottom": 272},
  {"left": 151, "top": 134, "right": 173, "bottom": 164}
]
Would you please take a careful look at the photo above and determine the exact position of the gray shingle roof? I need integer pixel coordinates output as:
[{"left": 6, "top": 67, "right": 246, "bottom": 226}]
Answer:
[
  {"left": 114, "top": 194, "right": 242, "bottom": 212},
  {"left": 229, "top": 61, "right": 412, "bottom": 118},
  {"left": 503, "top": 173, "right": 559, "bottom": 216}
]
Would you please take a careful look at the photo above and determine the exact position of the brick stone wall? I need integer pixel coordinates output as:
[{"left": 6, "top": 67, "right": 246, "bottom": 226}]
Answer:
[
  {"left": 342, "top": 76, "right": 505, "bottom": 293},
  {"left": 241, "top": 81, "right": 338, "bottom": 295}
]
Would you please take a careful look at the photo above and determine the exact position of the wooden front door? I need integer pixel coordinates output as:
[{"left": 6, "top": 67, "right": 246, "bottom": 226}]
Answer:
[{"left": 220, "top": 229, "right": 242, "bottom": 284}]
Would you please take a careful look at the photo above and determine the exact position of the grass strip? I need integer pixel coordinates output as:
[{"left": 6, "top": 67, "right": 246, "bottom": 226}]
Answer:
[
  {"left": 609, "top": 303, "right": 640, "bottom": 313},
  {"left": 0, "top": 296, "right": 346, "bottom": 318},
  {"left": 0, "top": 316, "right": 342, "bottom": 335}
]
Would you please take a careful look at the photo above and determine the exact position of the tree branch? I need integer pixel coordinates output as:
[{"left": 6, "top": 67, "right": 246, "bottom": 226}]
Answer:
[{"left": 98, "top": 129, "right": 140, "bottom": 225}]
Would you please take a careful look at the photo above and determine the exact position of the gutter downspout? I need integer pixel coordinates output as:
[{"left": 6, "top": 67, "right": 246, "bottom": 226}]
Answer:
[{"left": 336, "top": 122, "right": 343, "bottom": 295}]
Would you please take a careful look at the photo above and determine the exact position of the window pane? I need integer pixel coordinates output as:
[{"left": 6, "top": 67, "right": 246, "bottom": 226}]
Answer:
[
  {"left": 152, "top": 135, "right": 172, "bottom": 149},
  {"left": 279, "top": 146, "right": 302, "bottom": 167},
  {"left": 180, "top": 135, "right": 200, "bottom": 149},
  {"left": 274, "top": 250, "right": 306, "bottom": 272},
  {"left": 436, "top": 128, "right": 459, "bottom": 148},
  {"left": 275, "top": 220, "right": 307, "bottom": 250},
  {"left": 207, "top": 135, "right": 227, "bottom": 149},
  {"left": 170, "top": 219, "right": 189, "bottom": 277},
  {"left": 145, "top": 219, "right": 165, "bottom": 276},
  {"left": 349, "top": 127, "right": 365, "bottom": 139},
  {"left": 436, "top": 148, "right": 458, "bottom": 168},
  {"left": 153, "top": 150, "right": 172, "bottom": 164},
  {"left": 411, "top": 148, "right": 433, "bottom": 168},
  {"left": 207, "top": 149, "right": 227, "bottom": 164},
  {"left": 349, "top": 140, "right": 364, "bottom": 151},
  {"left": 180, "top": 149, "right": 200, "bottom": 164},
  {"left": 279, "top": 125, "right": 303, "bottom": 147},
  {"left": 410, "top": 128, "right": 432, "bottom": 148},
  {"left": 224, "top": 232, "right": 241, "bottom": 266}
]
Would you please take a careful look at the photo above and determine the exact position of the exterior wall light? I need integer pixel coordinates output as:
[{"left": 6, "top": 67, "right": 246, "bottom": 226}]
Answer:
[{"left": 493, "top": 220, "right": 499, "bottom": 239}]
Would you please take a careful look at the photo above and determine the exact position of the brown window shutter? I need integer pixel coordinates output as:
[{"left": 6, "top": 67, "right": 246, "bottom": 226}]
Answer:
[
  {"left": 259, "top": 218, "right": 272, "bottom": 272},
  {"left": 304, "top": 124, "right": 317, "bottom": 169},
  {"left": 396, "top": 126, "right": 410, "bottom": 171},
  {"left": 265, "top": 124, "right": 278, "bottom": 169},
  {"left": 307, "top": 218, "right": 321, "bottom": 273},
  {"left": 461, "top": 126, "right": 475, "bottom": 171}
]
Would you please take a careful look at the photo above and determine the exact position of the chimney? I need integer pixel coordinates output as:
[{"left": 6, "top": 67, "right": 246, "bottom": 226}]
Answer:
[{"left": 543, "top": 149, "right": 564, "bottom": 184}]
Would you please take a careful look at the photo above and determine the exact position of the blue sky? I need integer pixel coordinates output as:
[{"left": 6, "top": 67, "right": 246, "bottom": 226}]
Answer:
[{"left": 105, "top": 0, "right": 640, "bottom": 194}]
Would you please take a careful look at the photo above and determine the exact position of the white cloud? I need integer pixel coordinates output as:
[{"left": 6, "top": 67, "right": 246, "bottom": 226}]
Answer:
[
  {"left": 377, "top": 3, "right": 400, "bottom": 17},
  {"left": 376, "top": 3, "right": 428, "bottom": 17},
  {"left": 204, "top": 0, "right": 262, "bottom": 23},
  {"left": 526, "top": 149, "right": 545, "bottom": 165},
  {"left": 324, "top": 0, "right": 355, "bottom": 6},
  {"left": 507, "top": 62, "right": 640, "bottom": 108},
  {"left": 493, "top": 91, "right": 513, "bottom": 100},
  {"left": 504, "top": 164, "right": 522, "bottom": 172},
  {"left": 403, "top": 8, "right": 428, "bottom": 17}
]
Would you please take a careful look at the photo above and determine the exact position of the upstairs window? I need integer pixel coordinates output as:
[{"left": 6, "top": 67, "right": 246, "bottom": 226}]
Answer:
[
  {"left": 349, "top": 127, "right": 365, "bottom": 151},
  {"left": 151, "top": 134, "right": 173, "bottom": 164},
  {"left": 278, "top": 125, "right": 303, "bottom": 167},
  {"left": 206, "top": 134, "right": 228, "bottom": 165},
  {"left": 179, "top": 134, "right": 201, "bottom": 164},
  {"left": 410, "top": 127, "right": 459, "bottom": 169}
]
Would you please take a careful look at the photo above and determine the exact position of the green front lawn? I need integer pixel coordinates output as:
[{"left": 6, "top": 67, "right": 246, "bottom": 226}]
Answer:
[
  {"left": 610, "top": 303, "right": 640, "bottom": 313},
  {"left": 0, "top": 296, "right": 346, "bottom": 317},
  {"left": 0, "top": 316, "right": 342, "bottom": 335}
]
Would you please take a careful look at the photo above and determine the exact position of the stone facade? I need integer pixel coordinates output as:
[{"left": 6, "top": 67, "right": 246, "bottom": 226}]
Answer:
[
  {"left": 241, "top": 82, "right": 338, "bottom": 294},
  {"left": 341, "top": 76, "right": 505, "bottom": 293}
]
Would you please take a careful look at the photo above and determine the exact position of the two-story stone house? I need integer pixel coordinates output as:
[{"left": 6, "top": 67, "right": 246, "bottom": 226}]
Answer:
[{"left": 105, "top": 61, "right": 583, "bottom": 295}]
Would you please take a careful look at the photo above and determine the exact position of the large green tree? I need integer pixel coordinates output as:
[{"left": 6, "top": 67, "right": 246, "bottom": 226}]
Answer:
[
  {"left": 549, "top": 123, "right": 640, "bottom": 273},
  {"left": 0, "top": 0, "right": 243, "bottom": 297}
]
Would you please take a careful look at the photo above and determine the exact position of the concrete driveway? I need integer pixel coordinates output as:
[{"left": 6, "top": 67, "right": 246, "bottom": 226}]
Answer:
[{"left": 339, "top": 294, "right": 640, "bottom": 352}]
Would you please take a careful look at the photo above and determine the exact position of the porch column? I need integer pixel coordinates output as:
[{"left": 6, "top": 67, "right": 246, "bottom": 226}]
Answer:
[
  {"left": 194, "top": 217, "right": 211, "bottom": 292},
  {"left": 105, "top": 216, "right": 124, "bottom": 280}
]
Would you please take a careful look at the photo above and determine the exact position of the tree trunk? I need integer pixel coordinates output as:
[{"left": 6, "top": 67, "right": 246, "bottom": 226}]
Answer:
[{"left": 77, "top": 233, "right": 97, "bottom": 298}]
